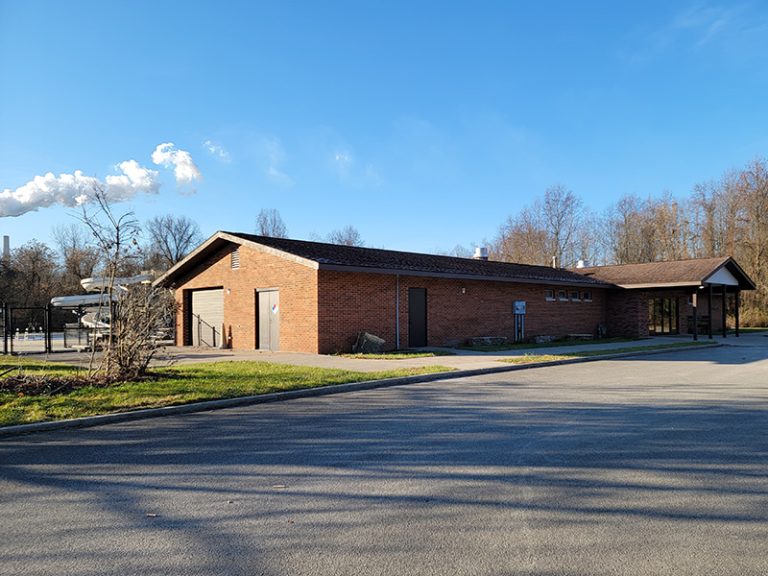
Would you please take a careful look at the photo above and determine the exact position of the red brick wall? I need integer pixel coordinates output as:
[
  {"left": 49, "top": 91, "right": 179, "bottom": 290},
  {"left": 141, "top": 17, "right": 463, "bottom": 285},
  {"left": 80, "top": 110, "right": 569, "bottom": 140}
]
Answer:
[
  {"left": 606, "top": 290, "right": 649, "bottom": 338},
  {"left": 317, "top": 271, "right": 609, "bottom": 353},
  {"left": 605, "top": 288, "right": 727, "bottom": 338},
  {"left": 174, "top": 245, "right": 732, "bottom": 353},
  {"left": 173, "top": 244, "right": 319, "bottom": 352}
]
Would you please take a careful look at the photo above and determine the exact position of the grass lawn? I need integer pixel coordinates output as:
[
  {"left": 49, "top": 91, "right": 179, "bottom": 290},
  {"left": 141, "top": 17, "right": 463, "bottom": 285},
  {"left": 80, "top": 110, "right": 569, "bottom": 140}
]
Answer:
[
  {"left": 502, "top": 341, "right": 711, "bottom": 364},
  {"left": 0, "top": 360, "right": 453, "bottom": 427},
  {"left": 339, "top": 349, "right": 456, "bottom": 359},
  {"left": 459, "top": 337, "right": 637, "bottom": 352}
]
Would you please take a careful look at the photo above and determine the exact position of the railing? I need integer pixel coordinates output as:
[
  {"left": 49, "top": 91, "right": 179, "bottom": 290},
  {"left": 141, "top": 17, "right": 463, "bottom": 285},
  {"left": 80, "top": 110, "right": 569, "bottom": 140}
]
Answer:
[{"left": 191, "top": 313, "right": 220, "bottom": 348}]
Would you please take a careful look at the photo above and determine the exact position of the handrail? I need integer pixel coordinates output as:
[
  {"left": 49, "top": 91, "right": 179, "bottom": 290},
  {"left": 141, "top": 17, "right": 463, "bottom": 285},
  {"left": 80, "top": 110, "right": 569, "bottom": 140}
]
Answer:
[{"left": 191, "top": 313, "right": 220, "bottom": 347}]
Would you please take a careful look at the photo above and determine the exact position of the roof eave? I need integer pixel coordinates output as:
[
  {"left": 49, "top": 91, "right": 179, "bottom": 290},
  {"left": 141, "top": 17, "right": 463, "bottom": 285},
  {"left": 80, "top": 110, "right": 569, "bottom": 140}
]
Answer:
[
  {"left": 614, "top": 281, "right": 702, "bottom": 289},
  {"left": 317, "top": 263, "right": 614, "bottom": 287},
  {"left": 154, "top": 231, "right": 319, "bottom": 288}
]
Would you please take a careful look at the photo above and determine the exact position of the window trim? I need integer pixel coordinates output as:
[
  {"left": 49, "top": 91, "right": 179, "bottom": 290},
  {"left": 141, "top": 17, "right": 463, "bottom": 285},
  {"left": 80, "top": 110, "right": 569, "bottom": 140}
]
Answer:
[{"left": 545, "top": 289, "right": 555, "bottom": 302}]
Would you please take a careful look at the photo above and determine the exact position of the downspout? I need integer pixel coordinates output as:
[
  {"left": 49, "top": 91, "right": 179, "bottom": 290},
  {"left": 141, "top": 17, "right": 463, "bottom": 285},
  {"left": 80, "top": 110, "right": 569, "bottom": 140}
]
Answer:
[{"left": 395, "top": 274, "right": 400, "bottom": 350}]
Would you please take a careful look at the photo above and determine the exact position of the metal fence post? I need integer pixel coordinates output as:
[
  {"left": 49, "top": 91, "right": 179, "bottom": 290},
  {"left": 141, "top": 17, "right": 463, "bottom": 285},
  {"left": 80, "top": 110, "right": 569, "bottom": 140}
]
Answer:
[
  {"left": 2, "top": 302, "right": 6, "bottom": 355},
  {"left": 45, "top": 304, "right": 52, "bottom": 353}
]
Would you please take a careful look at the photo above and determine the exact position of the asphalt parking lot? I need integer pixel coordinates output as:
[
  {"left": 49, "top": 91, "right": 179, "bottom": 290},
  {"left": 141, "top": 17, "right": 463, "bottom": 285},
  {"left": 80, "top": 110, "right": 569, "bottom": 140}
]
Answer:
[{"left": 1, "top": 338, "right": 767, "bottom": 575}]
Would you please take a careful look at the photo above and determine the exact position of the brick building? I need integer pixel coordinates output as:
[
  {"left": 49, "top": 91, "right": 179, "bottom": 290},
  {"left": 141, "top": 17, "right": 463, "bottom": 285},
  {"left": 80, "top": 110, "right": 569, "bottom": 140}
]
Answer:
[
  {"left": 155, "top": 232, "right": 755, "bottom": 353},
  {"left": 575, "top": 258, "right": 755, "bottom": 339}
]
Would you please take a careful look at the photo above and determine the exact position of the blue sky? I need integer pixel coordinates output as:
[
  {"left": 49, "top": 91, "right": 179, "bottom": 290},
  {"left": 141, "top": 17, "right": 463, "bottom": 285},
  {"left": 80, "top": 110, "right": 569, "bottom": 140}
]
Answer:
[{"left": 2, "top": 1, "right": 768, "bottom": 254}]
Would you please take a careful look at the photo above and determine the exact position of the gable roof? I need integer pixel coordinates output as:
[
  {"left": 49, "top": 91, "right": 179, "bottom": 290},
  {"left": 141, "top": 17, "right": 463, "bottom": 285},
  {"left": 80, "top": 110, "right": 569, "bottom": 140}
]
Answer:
[
  {"left": 574, "top": 256, "right": 756, "bottom": 290},
  {"left": 155, "top": 231, "right": 612, "bottom": 288}
]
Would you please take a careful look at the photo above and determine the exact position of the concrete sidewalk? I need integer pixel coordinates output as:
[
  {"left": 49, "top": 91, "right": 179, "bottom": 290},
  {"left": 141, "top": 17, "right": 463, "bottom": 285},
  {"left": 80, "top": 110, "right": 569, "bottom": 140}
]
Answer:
[
  {"left": 153, "top": 334, "right": 751, "bottom": 372},
  {"left": 14, "top": 333, "right": 762, "bottom": 373}
]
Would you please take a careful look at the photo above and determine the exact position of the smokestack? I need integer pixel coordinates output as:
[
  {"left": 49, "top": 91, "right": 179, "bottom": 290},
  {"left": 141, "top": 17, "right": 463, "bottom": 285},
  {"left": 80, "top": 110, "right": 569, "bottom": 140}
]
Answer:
[
  {"left": 473, "top": 246, "right": 489, "bottom": 261},
  {"left": 2, "top": 236, "right": 9, "bottom": 264}
]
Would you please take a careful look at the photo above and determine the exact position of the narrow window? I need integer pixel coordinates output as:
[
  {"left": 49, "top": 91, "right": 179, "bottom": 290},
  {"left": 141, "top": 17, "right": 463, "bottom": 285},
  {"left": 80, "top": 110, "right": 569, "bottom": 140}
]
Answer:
[
  {"left": 545, "top": 289, "right": 555, "bottom": 301},
  {"left": 570, "top": 290, "right": 580, "bottom": 301},
  {"left": 583, "top": 291, "right": 592, "bottom": 302},
  {"left": 231, "top": 248, "right": 240, "bottom": 269},
  {"left": 558, "top": 289, "right": 567, "bottom": 301}
]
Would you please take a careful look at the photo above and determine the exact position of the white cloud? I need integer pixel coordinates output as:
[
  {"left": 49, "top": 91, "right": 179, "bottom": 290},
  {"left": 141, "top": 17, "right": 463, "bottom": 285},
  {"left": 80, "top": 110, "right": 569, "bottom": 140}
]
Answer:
[
  {"left": 152, "top": 142, "right": 201, "bottom": 184},
  {"left": 622, "top": 3, "right": 768, "bottom": 62},
  {"left": 0, "top": 162, "right": 160, "bottom": 217},
  {"left": 1, "top": 142, "right": 201, "bottom": 217},
  {"left": 203, "top": 139, "right": 230, "bottom": 161},
  {"left": 333, "top": 150, "right": 353, "bottom": 178},
  {"left": 331, "top": 148, "right": 382, "bottom": 187},
  {"left": 262, "top": 137, "right": 293, "bottom": 186}
]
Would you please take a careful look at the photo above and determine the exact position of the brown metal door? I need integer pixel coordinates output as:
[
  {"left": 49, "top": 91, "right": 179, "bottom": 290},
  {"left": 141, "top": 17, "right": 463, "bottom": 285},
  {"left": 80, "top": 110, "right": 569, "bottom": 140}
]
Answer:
[{"left": 408, "top": 288, "right": 427, "bottom": 347}]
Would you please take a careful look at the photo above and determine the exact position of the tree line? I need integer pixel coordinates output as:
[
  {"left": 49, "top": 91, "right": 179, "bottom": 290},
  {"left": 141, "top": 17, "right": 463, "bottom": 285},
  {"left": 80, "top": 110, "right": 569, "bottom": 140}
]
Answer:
[
  {"left": 0, "top": 207, "right": 367, "bottom": 315},
  {"left": 1, "top": 158, "right": 766, "bottom": 326},
  {"left": 489, "top": 158, "right": 768, "bottom": 325},
  {"left": 0, "top": 214, "right": 204, "bottom": 315}
]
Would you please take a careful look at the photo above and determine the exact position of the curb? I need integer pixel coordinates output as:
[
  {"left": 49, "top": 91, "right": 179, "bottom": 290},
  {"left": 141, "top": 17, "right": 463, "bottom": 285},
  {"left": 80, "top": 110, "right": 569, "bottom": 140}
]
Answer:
[{"left": 0, "top": 342, "right": 721, "bottom": 438}]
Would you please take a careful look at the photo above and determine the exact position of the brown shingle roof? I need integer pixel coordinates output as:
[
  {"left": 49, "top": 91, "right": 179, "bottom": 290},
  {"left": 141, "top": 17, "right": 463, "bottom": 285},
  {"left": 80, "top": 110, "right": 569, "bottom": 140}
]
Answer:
[
  {"left": 575, "top": 257, "right": 755, "bottom": 289},
  {"left": 159, "top": 232, "right": 611, "bottom": 287}
]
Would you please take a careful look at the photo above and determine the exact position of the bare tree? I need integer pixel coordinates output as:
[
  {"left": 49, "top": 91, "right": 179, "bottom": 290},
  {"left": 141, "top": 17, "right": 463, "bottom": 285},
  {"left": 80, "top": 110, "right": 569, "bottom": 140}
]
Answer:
[
  {"left": 255, "top": 208, "right": 288, "bottom": 238},
  {"left": 327, "top": 225, "right": 365, "bottom": 246},
  {"left": 52, "top": 224, "right": 101, "bottom": 293},
  {"left": 144, "top": 214, "right": 203, "bottom": 270},
  {"left": 492, "top": 185, "right": 587, "bottom": 267},
  {"left": 491, "top": 206, "right": 548, "bottom": 265},
  {"left": 79, "top": 188, "right": 176, "bottom": 378},
  {"left": 3, "top": 239, "right": 62, "bottom": 309},
  {"left": 542, "top": 184, "right": 584, "bottom": 267}
]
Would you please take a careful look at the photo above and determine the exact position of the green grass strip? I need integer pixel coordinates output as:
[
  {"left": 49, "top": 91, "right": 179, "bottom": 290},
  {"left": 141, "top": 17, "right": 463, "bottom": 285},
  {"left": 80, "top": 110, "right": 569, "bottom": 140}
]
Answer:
[
  {"left": 459, "top": 337, "right": 636, "bottom": 352},
  {"left": 339, "top": 350, "right": 456, "bottom": 359},
  {"left": 0, "top": 360, "right": 453, "bottom": 427},
  {"left": 501, "top": 341, "right": 711, "bottom": 365}
]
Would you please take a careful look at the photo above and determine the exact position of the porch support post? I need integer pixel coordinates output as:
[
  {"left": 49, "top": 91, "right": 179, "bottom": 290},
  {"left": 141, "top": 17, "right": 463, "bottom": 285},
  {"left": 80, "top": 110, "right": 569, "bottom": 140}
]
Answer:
[
  {"left": 692, "top": 291, "right": 698, "bottom": 341},
  {"left": 735, "top": 290, "right": 740, "bottom": 337},
  {"left": 721, "top": 285, "right": 727, "bottom": 338},
  {"left": 707, "top": 284, "right": 713, "bottom": 339}
]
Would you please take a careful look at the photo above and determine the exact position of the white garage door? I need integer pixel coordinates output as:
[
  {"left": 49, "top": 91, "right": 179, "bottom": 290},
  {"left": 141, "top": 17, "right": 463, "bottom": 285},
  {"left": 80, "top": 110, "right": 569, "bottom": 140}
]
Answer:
[{"left": 191, "top": 288, "right": 224, "bottom": 347}]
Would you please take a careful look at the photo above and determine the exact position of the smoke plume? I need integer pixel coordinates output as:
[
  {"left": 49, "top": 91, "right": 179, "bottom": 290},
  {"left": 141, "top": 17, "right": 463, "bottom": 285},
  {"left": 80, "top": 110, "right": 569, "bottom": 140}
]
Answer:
[
  {"left": 151, "top": 142, "right": 201, "bottom": 184},
  {"left": 0, "top": 144, "right": 200, "bottom": 217}
]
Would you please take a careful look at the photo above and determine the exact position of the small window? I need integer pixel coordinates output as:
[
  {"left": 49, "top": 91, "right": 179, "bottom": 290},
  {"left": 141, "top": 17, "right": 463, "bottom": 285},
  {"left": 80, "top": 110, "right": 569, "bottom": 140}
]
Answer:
[
  {"left": 583, "top": 291, "right": 592, "bottom": 302},
  {"left": 558, "top": 290, "right": 568, "bottom": 301},
  {"left": 231, "top": 248, "right": 240, "bottom": 269},
  {"left": 545, "top": 289, "right": 555, "bottom": 301},
  {"left": 570, "top": 290, "right": 580, "bottom": 301}
]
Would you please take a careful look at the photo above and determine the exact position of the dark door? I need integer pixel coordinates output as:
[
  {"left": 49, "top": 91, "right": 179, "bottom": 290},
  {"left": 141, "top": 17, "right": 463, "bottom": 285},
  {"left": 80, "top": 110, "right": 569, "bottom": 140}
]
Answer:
[
  {"left": 257, "top": 290, "right": 280, "bottom": 351},
  {"left": 408, "top": 288, "right": 427, "bottom": 347}
]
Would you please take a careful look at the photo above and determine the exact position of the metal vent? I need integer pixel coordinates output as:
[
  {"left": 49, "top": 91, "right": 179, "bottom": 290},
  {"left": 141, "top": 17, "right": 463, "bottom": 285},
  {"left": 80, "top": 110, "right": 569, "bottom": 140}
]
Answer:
[{"left": 231, "top": 248, "right": 240, "bottom": 269}]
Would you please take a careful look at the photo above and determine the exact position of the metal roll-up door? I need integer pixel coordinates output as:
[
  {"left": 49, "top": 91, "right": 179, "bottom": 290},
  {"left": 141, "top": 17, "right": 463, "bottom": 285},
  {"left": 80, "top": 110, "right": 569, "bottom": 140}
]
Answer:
[{"left": 191, "top": 288, "right": 224, "bottom": 347}]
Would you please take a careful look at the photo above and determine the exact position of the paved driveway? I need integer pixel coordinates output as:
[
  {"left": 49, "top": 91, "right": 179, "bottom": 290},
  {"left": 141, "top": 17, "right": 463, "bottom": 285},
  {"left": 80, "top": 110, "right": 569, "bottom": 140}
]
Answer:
[{"left": 2, "top": 339, "right": 767, "bottom": 575}]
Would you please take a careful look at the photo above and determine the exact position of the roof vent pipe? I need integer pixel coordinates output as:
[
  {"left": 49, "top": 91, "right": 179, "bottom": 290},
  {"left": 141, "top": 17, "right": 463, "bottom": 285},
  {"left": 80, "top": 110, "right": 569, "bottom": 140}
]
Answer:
[{"left": 473, "top": 246, "right": 489, "bottom": 261}]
